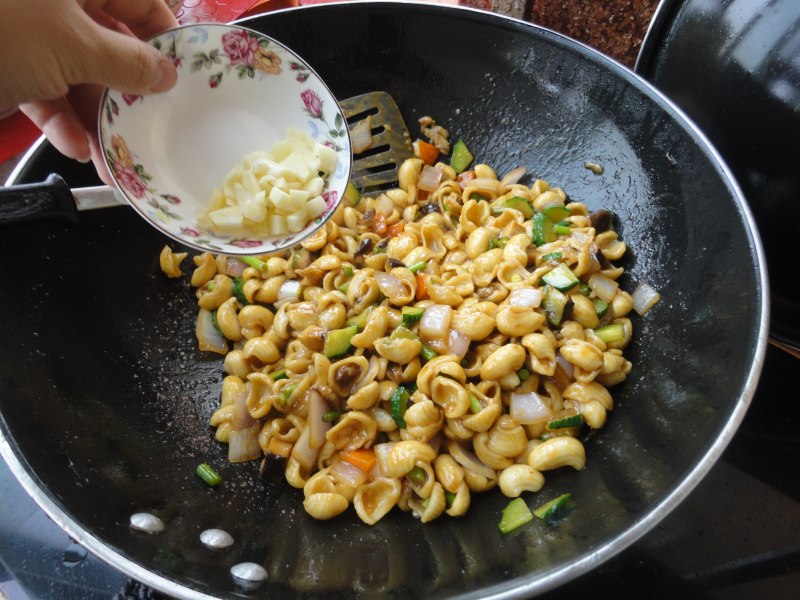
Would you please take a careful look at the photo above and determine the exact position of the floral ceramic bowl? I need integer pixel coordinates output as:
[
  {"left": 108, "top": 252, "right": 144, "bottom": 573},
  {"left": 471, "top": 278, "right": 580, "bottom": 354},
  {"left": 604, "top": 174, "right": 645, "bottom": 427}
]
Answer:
[{"left": 98, "top": 23, "right": 351, "bottom": 255}]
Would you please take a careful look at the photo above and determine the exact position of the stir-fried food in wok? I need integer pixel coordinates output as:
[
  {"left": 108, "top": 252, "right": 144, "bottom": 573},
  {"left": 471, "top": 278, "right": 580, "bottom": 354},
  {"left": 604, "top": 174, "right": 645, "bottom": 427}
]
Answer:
[{"left": 161, "top": 138, "right": 656, "bottom": 525}]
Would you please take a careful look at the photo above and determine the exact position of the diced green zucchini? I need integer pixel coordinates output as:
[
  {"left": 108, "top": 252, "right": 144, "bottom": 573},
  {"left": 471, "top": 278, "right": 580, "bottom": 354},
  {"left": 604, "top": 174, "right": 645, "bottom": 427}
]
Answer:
[
  {"left": 542, "top": 285, "right": 569, "bottom": 327},
  {"left": 547, "top": 414, "right": 584, "bottom": 430},
  {"left": 517, "top": 368, "right": 531, "bottom": 381},
  {"left": 554, "top": 224, "right": 572, "bottom": 236},
  {"left": 344, "top": 181, "right": 361, "bottom": 206},
  {"left": 541, "top": 251, "right": 563, "bottom": 263},
  {"left": 346, "top": 306, "right": 373, "bottom": 331},
  {"left": 470, "top": 192, "right": 488, "bottom": 201},
  {"left": 450, "top": 140, "right": 474, "bottom": 174},
  {"left": 594, "top": 322, "right": 625, "bottom": 343},
  {"left": 324, "top": 325, "right": 358, "bottom": 358},
  {"left": 420, "top": 344, "right": 438, "bottom": 361},
  {"left": 232, "top": 276, "right": 249, "bottom": 305},
  {"left": 533, "top": 493, "right": 575, "bottom": 521},
  {"left": 390, "top": 386, "right": 410, "bottom": 428},
  {"left": 489, "top": 236, "right": 508, "bottom": 250},
  {"left": 210, "top": 310, "right": 223, "bottom": 335},
  {"left": 592, "top": 297, "right": 609, "bottom": 318},
  {"left": 532, "top": 211, "right": 557, "bottom": 247},
  {"left": 542, "top": 204, "right": 571, "bottom": 222},
  {"left": 401, "top": 305, "right": 425, "bottom": 328},
  {"left": 541, "top": 264, "right": 580, "bottom": 292},
  {"left": 270, "top": 368, "right": 287, "bottom": 381},
  {"left": 579, "top": 282, "right": 592, "bottom": 296},
  {"left": 499, "top": 498, "right": 534, "bottom": 534},
  {"left": 504, "top": 196, "right": 534, "bottom": 218},
  {"left": 468, "top": 392, "right": 482, "bottom": 414},
  {"left": 390, "top": 326, "right": 418, "bottom": 341}
]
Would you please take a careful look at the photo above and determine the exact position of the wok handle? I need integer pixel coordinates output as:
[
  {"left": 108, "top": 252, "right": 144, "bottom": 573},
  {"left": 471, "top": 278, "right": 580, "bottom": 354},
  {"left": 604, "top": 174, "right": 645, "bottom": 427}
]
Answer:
[{"left": 0, "top": 174, "right": 78, "bottom": 227}]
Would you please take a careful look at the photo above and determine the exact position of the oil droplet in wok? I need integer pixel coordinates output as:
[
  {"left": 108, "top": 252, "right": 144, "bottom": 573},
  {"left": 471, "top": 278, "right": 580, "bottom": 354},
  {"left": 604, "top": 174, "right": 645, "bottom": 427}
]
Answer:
[
  {"left": 231, "top": 562, "right": 267, "bottom": 590},
  {"left": 129, "top": 512, "right": 165, "bottom": 534},
  {"left": 200, "top": 528, "right": 234, "bottom": 549},
  {"left": 62, "top": 542, "right": 87, "bottom": 567}
]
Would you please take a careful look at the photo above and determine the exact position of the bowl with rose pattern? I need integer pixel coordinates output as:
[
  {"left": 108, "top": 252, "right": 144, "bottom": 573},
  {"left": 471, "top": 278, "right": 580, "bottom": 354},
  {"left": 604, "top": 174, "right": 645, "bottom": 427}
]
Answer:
[{"left": 98, "top": 23, "right": 352, "bottom": 256}]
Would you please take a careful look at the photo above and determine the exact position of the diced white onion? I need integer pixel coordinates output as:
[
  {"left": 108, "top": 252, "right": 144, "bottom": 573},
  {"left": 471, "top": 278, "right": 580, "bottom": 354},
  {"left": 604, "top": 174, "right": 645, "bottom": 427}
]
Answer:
[
  {"left": 373, "top": 442, "right": 397, "bottom": 477},
  {"left": 420, "top": 304, "right": 452, "bottom": 343},
  {"left": 571, "top": 230, "right": 593, "bottom": 246},
  {"left": 374, "top": 271, "right": 405, "bottom": 298},
  {"left": 500, "top": 166, "right": 526, "bottom": 188},
  {"left": 418, "top": 165, "right": 443, "bottom": 192},
  {"left": 374, "top": 194, "right": 395, "bottom": 217},
  {"left": 631, "top": 281, "right": 661, "bottom": 316},
  {"left": 509, "top": 287, "right": 543, "bottom": 308},
  {"left": 224, "top": 257, "right": 247, "bottom": 277},
  {"left": 291, "top": 426, "right": 319, "bottom": 472},
  {"left": 350, "top": 115, "right": 374, "bottom": 154},
  {"left": 232, "top": 389, "right": 255, "bottom": 430},
  {"left": 446, "top": 440, "right": 496, "bottom": 480},
  {"left": 459, "top": 178, "right": 501, "bottom": 193},
  {"left": 447, "top": 328, "right": 470, "bottom": 359},
  {"left": 556, "top": 352, "right": 575, "bottom": 380},
  {"left": 307, "top": 389, "right": 331, "bottom": 450},
  {"left": 509, "top": 392, "right": 553, "bottom": 425},
  {"left": 195, "top": 308, "right": 228, "bottom": 354},
  {"left": 588, "top": 272, "right": 619, "bottom": 303},
  {"left": 228, "top": 423, "right": 261, "bottom": 463},
  {"left": 331, "top": 459, "right": 369, "bottom": 488},
  {"left": 278, "top": 280, "right": 302, "bottom": 302}
]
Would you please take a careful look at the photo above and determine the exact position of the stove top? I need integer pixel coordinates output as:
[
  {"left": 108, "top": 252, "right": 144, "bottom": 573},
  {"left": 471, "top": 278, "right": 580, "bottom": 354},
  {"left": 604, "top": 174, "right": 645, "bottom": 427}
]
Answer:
[{"left": 1, "top": 344, "right": 798, "bottom": 599}]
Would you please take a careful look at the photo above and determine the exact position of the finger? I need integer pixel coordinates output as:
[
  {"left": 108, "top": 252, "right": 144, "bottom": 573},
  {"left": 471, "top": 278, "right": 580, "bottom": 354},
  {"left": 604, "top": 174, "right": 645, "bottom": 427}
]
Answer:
[
  {"left": 83, "top": 0, "right": 178, "bottom": 40},
  {"left": 72, "top": 25, "right": 178, "bottom": 95},
  {"left": 66, "top": 84, "right": 115, "bottom": 185},
  {"left": 19, "top": 98, "right": 92, "bottom": 163}
]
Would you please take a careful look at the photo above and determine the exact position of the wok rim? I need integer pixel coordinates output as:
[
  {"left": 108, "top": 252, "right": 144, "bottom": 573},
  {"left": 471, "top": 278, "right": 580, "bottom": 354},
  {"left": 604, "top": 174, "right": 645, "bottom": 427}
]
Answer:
[{"left": 1, "top": 2, "right": 770, "bottom": 598}]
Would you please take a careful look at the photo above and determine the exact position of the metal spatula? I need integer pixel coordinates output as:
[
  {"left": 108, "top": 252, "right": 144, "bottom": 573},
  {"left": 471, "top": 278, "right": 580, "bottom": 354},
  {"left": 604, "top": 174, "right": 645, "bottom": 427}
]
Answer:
[
  {"left": 0, "top": 91, "right": 414, "bottom": 227},
  {"left": 339, "top": 91, "right": 414, "bottom": 194}
]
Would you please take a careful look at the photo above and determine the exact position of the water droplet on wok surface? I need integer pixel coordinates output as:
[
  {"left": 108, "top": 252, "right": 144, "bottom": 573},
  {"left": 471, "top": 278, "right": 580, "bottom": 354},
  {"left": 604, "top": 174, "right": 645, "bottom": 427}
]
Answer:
[
  {"left": 129, "top": 512, "right": 164, "bottom": 534},
  {"left": 200, "top": 528, "right": 234, "bottom": 549}
]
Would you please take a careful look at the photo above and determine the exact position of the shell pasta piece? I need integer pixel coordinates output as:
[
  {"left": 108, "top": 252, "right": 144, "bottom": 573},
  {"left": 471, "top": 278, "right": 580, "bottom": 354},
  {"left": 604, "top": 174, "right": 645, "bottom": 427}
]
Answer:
[{"left": 166, "top": 150, "right": 651, "bottom": 525}]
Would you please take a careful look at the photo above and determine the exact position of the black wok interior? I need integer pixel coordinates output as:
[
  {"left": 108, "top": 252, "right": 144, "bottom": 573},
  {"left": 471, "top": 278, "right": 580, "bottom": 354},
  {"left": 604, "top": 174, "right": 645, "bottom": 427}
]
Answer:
[{"left": 0, "top": 3, "right": 766, "bottom": 598}]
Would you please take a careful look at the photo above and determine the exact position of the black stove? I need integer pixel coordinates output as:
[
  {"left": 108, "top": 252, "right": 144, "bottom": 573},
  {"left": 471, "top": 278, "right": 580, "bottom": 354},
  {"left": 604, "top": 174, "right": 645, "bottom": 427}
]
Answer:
[{"left": 2, "top": 343, "right": 798, "bottom": 599}]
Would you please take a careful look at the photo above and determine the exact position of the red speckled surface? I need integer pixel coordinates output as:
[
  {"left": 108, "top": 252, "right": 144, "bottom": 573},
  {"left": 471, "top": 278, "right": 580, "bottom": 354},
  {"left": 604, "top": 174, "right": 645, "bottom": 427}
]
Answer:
[{"left": 529, "top": 0, "right": 660, "bottom": 68}]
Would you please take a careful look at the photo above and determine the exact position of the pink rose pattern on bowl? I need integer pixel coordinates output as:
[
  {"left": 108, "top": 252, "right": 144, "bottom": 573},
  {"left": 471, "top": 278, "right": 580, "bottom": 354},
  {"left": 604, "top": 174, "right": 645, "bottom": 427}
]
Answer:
[{"left": 99, "top": 24, "right": 350, "bottom": 255}]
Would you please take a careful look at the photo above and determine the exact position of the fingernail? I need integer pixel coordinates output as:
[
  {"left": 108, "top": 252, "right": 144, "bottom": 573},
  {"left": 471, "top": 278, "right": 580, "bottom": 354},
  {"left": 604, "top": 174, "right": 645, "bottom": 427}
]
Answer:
[
  {"left": 150, "top": 57, "right": 177, "bottom": 93},
  {"left": 77, "top": 156, "right": 91, "bottom": 164}
]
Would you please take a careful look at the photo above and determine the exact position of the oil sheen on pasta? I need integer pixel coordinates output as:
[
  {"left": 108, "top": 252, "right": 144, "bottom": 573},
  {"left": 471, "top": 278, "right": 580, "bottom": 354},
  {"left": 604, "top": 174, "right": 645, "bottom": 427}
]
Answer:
[{"left": 160, "top": 155, "right": 637, "bottom": 525}]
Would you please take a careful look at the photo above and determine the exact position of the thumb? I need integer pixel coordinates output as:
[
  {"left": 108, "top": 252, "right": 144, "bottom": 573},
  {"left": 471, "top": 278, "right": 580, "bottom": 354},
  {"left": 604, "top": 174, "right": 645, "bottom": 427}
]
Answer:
[{"left": 77, "top": 25, "right": 178, "bottom": 95}]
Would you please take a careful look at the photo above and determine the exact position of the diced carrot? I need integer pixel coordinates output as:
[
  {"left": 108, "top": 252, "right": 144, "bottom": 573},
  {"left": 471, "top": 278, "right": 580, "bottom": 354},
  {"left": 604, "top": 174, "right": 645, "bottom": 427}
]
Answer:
[
  {"left": 457, "top": 170, "right": 476, "bottom": 184},
  {"left": 340, "top": 448, "right": 376, "bottom": 473},
  {"left": 374, "top": 213, "right": 387, "bottom": 235},
  {"left": 267, "top": 437, "right": 292, "bottom": 458},
  {"left": 413, "top": 139, "right": 440, "bottom": 166},
  {"left": 386, "top": 222, "right": 405, "bottom": 238},
  {"left": 415, "top": 272, "right": 428, "bottom": 300}
]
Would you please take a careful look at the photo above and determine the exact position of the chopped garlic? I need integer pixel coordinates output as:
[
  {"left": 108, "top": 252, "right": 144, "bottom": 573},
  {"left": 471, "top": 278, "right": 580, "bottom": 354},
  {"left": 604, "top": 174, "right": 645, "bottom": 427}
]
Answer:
[{"left": 201, "top": 129, "right": 339, "bottom": 238}]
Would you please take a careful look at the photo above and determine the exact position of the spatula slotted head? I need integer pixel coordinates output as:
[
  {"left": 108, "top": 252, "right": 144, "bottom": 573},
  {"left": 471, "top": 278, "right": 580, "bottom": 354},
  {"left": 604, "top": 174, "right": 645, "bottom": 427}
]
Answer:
[{"left": 340, "top": 91, "right": 413, "bottom": 195}]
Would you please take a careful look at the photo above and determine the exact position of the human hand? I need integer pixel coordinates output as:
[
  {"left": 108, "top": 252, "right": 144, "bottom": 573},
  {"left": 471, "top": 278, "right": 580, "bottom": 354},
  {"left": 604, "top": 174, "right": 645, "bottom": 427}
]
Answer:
[{"left": 0, "top": 0, "right": 179, "bottom": 184}]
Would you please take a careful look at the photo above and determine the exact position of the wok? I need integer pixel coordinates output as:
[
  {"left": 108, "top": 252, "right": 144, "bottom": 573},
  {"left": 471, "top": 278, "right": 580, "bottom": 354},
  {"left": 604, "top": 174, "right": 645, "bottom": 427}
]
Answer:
[
  {"left": 635, "top": 0, "right": 800, "bottom": 355},
  {"left": 0, "top": 2, "right": 768, "bottom": 598}
]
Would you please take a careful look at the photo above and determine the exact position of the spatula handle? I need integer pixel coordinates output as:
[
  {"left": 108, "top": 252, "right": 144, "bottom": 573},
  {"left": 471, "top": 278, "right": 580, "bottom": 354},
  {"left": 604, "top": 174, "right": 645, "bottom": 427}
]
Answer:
[{"left": 0, "top": 173, "right": 79, "bottom": 227}]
